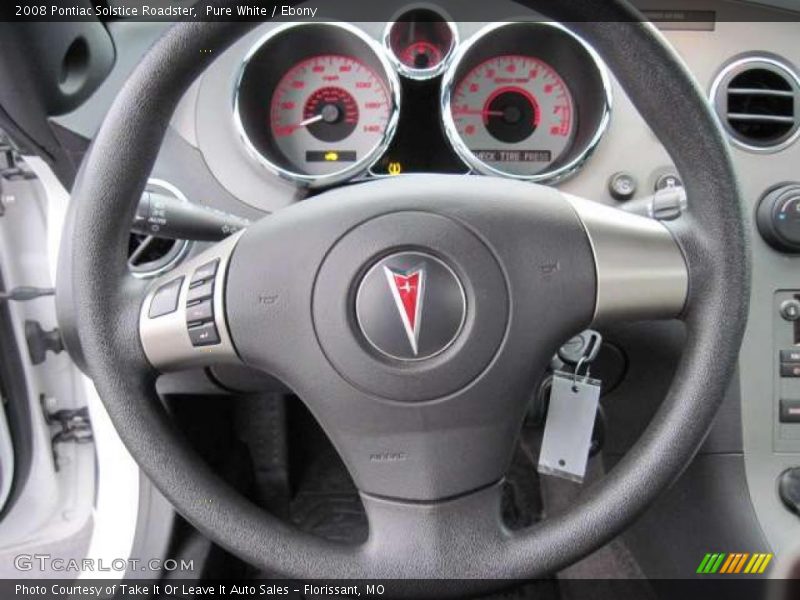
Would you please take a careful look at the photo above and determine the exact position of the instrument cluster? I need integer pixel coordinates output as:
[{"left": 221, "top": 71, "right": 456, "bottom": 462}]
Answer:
[{"left": 233, "top": 16, "right": 612, "bottom": 188}]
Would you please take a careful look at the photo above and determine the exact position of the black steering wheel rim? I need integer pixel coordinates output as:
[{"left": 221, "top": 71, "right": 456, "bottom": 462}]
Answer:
[{"left": 62, "top": 0, "right": 748, "bottom": 590}]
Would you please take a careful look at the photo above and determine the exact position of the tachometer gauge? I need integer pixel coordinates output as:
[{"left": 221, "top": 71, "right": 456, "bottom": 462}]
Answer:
[
  {"left": 234, "top": 23, "right": 400, "bottom": 187},
  {"left": 442, "top": 22, "right": 612, "bottom": 184},
  {"left": 270, "top": 55, "right": 392, "bottom": 177},
  {"left": 451, "top": 55, "right": 575, "bottom": 177}
]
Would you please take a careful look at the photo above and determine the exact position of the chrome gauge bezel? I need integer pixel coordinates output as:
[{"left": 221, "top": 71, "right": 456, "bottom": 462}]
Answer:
[
  {"left": 382, "top": 5, "right": 460, "bottom": 81},
  {"left": 233, "top": 22, "right": 402, "bottom": 188},
  {"left": 441, "top": 21, "right": 613, "bottom": 185}
]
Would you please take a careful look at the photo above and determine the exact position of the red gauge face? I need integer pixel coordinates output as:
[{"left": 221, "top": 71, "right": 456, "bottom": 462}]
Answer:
[
  {"left": 450, "top": 55, "right": 576, "bottom": 176},
  {"left": 269, "top": 55, "right": 392, "bottom": 176},
  {"left": 388, "top": 17, "right": 455, "bottom": 73},
  {"left": 400, "top": 41, "right": 444, "bottom": 70}
]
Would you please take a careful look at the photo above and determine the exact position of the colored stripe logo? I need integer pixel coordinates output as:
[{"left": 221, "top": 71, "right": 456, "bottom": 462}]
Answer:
[{"left": 696, "top": 553, "right": 773, "bottom": 574}]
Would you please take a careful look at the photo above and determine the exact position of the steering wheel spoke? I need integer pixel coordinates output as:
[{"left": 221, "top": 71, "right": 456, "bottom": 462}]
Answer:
[
  {"left": 359, "top": 482, "right": 510, "bottom": 580},
  {"left": 139, "top": 233, "right": 242, "bottom": 371},
  {"left": 564, "top": 193, "right": 689, "bottom": 324}
]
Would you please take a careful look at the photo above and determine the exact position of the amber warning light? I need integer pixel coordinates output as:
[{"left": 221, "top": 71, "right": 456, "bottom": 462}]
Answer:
[{"left": 306, "top": 151, "right": 358, "bottom": 163}]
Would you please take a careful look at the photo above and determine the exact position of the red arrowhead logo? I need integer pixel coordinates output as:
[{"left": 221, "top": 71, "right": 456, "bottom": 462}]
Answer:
[{"left": 383, "top": 265, "right": 426, "bottom": 356}]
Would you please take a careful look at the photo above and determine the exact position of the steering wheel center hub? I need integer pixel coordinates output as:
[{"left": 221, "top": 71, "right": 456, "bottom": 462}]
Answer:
[{"left": 312, "top": 209, "right": 509, "bottom": 402}]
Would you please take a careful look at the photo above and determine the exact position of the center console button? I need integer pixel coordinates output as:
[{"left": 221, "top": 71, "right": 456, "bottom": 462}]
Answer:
[
  {"left": 781, "top": 364, "right": 800, "bottom": 378},
  {"left": 781, "top": 399, "right": 800, "bottom": 423},
  {"left": 780, "top": 299, "right": 800, "bottom": 321}
]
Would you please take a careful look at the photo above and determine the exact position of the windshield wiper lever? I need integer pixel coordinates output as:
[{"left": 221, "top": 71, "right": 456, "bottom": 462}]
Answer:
[{"left": 133, "top": 191, "right": 251, "bottom": 242}]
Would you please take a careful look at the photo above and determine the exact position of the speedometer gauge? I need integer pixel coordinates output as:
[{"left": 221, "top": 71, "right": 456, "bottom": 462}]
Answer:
[
  {"left": 270, "top": 55, "right": 392, "bottom": 177},
  {"left": 451, "top": 56, "right": 575, "bottom": 177},
  {"left": 234, "top": 22, "right": 400, "bottom": 187},
  {"left": 442, "top": 22, "right": 612, "bottom": 184}
]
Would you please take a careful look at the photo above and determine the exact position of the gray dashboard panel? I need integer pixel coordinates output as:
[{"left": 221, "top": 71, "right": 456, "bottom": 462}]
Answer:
[
  {"left": 53, "top": 22, "right": 170, "bottom": 140},
  {"left": 663, "top": 21, "right": 800, "bottom": 556}
]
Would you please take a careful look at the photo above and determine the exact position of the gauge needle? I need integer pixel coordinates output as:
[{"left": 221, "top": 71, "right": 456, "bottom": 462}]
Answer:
[
  {"left": 286, "top": 114, "right": 324, "bottom": 134},
  {"left": 454, "top": 108, "right": 504, "bottom": 117},
  {"left": 292, "top": 114, "right": 325, "bottom": 130}
]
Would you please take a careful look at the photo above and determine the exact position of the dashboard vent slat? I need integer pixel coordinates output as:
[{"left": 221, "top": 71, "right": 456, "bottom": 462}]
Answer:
[
  {"left": 727, "top": 87, "right": 795, "bottom": 98},
  {"left": 727, "top": 113, "right": 795, "bottom": 123},
  {"left": 712, "top": 57, "right": 800, "bottom": 152}
]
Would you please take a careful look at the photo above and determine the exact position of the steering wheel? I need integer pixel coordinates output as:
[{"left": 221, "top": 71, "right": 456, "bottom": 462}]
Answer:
[{"left": 60, "top": 0, "right": 748, "bottom": 591}]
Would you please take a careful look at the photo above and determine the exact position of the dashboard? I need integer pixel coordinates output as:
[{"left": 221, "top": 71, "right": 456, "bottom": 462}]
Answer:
[
  {"left": 232, "top": 16, "right": 611, "bottom": 188},
  {"left": 47, "top": 0, "right": 800, "bottom": 568}
]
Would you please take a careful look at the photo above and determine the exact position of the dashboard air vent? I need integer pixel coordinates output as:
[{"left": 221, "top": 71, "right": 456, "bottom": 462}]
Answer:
[
  {"left": 127, "top": 234, "right": 188, "bottom": 277},
  {"left": 712, "top": 57, "right": 800, "bottom": 152}
]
